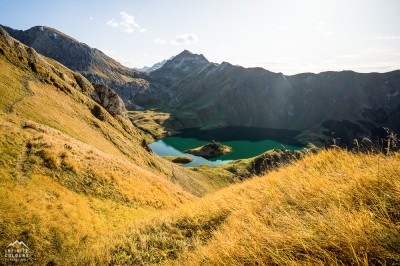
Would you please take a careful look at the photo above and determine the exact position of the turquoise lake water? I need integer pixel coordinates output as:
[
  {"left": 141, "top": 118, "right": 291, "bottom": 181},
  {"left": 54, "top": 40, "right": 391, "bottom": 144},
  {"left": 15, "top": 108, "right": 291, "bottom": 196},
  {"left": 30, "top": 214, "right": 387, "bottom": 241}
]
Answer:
[{"left": 149, "top": 127, "right": 304, "bottom": 167}]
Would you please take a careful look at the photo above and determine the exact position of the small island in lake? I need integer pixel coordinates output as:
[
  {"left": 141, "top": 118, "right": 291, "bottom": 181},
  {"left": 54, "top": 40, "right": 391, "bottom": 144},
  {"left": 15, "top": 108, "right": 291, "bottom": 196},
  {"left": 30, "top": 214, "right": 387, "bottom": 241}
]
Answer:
[{"left": 185, "top": 140, "right": 232, "bottom": 158}]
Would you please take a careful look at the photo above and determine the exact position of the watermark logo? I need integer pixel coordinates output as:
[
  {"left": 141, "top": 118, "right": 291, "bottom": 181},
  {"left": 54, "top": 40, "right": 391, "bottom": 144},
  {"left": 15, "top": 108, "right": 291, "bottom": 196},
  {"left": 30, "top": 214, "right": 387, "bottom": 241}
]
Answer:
[{"left": 4, "top": 240, "right": 31, "bottom": 263}]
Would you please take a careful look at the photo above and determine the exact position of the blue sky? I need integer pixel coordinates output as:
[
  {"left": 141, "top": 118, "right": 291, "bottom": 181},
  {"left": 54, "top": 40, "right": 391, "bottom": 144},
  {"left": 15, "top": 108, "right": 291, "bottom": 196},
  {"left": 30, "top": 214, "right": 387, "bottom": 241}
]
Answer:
[{"left": 1, "top": 0, "right": 400, "bottom": 74}]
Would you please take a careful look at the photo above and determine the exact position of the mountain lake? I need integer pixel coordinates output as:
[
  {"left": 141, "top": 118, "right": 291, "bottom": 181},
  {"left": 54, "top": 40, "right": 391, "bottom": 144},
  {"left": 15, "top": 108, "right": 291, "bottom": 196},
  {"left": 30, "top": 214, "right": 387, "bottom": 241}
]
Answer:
[{"left": 149, "top": 127, "right": 305, "bottom": 167}]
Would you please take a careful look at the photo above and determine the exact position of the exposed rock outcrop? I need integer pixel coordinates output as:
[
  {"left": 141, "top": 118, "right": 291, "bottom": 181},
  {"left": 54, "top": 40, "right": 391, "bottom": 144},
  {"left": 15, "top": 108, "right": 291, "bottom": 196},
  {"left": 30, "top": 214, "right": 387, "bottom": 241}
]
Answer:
[{"left": 91, "top": 83, "right": 127, "bottom": 118}]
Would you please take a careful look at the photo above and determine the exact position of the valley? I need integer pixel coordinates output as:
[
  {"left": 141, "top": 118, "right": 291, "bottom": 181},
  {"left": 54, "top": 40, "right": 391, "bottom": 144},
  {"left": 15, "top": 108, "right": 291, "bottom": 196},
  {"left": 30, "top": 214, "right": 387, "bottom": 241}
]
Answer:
[{"left": 3, "top": 25, "right": 400, "bottom": 148}]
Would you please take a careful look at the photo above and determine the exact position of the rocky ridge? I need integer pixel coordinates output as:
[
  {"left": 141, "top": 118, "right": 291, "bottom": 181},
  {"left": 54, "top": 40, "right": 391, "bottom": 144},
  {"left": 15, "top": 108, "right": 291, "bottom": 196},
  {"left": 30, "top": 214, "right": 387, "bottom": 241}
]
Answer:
[{"left": 0, "top": 25, "right": 147, "bottom": 109}]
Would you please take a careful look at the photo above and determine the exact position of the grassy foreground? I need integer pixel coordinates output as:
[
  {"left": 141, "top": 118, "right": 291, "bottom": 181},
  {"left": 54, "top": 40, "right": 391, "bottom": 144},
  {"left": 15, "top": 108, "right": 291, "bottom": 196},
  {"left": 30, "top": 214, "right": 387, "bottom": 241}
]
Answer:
[{"left": 84, "top": 149, "right": 400, "bottom": 265}]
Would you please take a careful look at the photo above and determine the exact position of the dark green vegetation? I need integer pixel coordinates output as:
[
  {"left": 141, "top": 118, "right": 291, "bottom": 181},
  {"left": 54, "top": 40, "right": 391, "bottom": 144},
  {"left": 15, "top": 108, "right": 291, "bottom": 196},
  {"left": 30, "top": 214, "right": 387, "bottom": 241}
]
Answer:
[
  {"left": 208, "top": 140, "right": 228, "bottom": 154},
  {"left": 185, "top": 140, "right": 232, "bottom": 158}
]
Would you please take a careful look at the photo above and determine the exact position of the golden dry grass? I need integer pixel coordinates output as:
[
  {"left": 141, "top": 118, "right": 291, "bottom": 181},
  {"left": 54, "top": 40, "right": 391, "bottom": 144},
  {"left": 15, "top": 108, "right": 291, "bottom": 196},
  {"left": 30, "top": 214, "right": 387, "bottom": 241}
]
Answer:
[
  {"left": 88, "top": 149, "right": 400, "bottom": 265},
  {"left": 128, "top": 109, "right": 176, "bottom": 140},
  {"left": 0, "top": 98, "right": 194, "bottom": 264}
]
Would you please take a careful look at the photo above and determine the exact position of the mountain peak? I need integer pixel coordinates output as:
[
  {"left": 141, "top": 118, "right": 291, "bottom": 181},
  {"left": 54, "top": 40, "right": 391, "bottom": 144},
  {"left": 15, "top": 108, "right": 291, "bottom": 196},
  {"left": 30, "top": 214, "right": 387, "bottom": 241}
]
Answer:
[
  {"left": 174, "top": 50, "right": 207, "bottom": 61},
  {"left": 150, "top": 50, "right": 211, "bottom": 78},
  {"left": 1, "top": 25, "right": 81, "bottom": 45},
  {"left": 179, "top": 49, "right": 193, "bottom": 56},
  {"left": 164, "top": 50, "right": 209, "bottom": 68},
  {"left": 1, "top": 24, "right": 143, "bottom": 81},
  {"left": 29, "top": 25, "right": 71, "bottom": 37}
]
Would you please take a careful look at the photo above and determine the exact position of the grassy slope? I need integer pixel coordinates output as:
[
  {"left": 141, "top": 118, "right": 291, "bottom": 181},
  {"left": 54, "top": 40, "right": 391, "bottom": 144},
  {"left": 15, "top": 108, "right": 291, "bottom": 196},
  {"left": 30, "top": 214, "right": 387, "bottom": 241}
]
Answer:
[
  {"left": 128, "top": 110, "right": 177, "bottom": 140},
  {"left": 0, "top": 31, "right": 233, "bottom": 265},
  {"left": 86, "top": 149, "right": 400, "bottom": 265}
]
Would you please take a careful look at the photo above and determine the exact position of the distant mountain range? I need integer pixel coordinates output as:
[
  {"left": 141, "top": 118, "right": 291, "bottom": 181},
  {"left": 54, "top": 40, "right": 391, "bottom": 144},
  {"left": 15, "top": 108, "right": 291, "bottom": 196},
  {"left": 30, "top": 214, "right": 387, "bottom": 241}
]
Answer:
[
  {"left": 145, "top": 51, "right": 400, "bottom": 145},
  {"left": 135, "top": 59, "right": 169, "bottom": 72},
  {"left": 3, "top": 24, "right": 400, "bottom": 146}
]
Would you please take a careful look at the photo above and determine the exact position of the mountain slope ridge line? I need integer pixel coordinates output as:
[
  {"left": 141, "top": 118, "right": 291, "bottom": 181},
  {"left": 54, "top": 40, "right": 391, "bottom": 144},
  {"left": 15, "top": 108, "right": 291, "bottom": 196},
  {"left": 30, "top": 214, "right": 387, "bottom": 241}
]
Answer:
[{"left": 3, "top": 24, "right": 399, "bottom": 148}]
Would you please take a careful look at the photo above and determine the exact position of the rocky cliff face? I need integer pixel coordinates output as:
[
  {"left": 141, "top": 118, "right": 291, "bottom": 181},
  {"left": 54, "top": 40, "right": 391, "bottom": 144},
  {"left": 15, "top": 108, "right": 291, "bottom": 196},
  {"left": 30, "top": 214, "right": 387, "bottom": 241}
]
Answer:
[
  {"left": 91, "top": 83, "right": 127, "bottom": 118},
  {"left": 2, "top": 25, "right": 103, "bottom": 72}
]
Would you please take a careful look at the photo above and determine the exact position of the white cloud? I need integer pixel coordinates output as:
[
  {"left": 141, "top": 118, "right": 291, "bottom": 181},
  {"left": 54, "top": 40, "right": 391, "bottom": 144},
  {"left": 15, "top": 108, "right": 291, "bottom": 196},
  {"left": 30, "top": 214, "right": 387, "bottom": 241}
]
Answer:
[
  {"left": 106, "top": 12, "right": 146, "bottom": 33},
  {"left": 89, "top": 17, "right": 94, "bottom": 21},
  {"left": 120, "top": 12, "right": 139, "bottom": 27},
  {"left": 154, "top": 38, "right": 167, "bottom": 44},
  {"left": 106, "top": 19, "right": 118, "bottom": 27},
  {"left": 171, "top": 34, "right": 198, "bottom": 45},
  {"left": 154, "top": 34, "right": 199, "bottom": 46}
]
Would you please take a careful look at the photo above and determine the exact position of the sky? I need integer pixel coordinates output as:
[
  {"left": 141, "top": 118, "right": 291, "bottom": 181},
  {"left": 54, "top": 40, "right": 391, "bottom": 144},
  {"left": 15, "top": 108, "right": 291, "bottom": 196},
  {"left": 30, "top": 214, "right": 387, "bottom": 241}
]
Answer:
[{"left": 1, "top": 0, "right": 400, "bottom": 74}]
